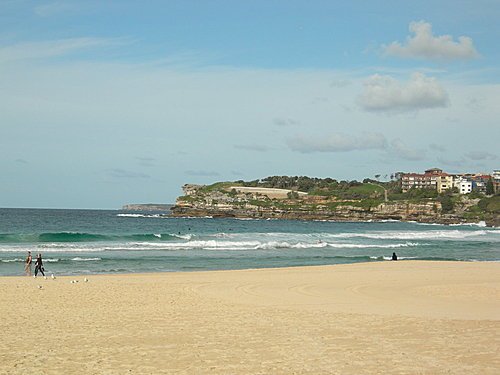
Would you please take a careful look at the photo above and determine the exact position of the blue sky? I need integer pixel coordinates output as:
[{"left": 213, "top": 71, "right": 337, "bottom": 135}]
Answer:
[{"left": 1, "top": 1, "right": 499, "bottom": 208}]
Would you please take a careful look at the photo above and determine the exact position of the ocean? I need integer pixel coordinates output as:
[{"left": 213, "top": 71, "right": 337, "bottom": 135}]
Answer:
[{"left": 0, "top": 208, "right": 498, "bottom": 276}]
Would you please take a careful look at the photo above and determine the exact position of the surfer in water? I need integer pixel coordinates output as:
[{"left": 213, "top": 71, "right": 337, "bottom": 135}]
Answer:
[{"left": 34, "top": 253, "right": 45, "bottom": 277}]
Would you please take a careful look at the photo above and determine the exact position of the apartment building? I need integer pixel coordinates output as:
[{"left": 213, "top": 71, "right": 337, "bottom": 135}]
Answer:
[
  {"left": 401, "top": 168, "right": 497, "bottom": 194},
  {"left": 401, "top": 168, "right": 443, "bottom": 192},
  {"left": 436, "top": 174, "right": 454, "bottom": 193}
]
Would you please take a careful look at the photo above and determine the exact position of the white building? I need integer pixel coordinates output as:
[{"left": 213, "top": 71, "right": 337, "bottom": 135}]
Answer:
[
  {"left": 492, "top": 170, "right": 500, "bottom": 194},
  {"left": 492, "top": 170, "right": 500, "bottom": 181},
  {"left": 459, "top": 180, "right": 472, "bottom": 194}
]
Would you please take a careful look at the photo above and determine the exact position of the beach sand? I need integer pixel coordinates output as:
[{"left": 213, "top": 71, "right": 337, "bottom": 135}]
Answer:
[{"left": 1, "top": 261, "right": 499, "bottom": 374}]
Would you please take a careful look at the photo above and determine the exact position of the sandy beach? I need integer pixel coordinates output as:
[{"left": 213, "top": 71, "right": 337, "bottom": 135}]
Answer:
[{"left": 1, "top": 261, "right": 499, "bottom": 374}]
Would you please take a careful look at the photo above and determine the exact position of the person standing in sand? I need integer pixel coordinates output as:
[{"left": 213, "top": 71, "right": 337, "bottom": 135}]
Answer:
[
  {"left": 24, "top": 251, "right": 32, "bottom": 276},
  {"left": 34, "top": 253, "right": 45, "bottom": 277}
]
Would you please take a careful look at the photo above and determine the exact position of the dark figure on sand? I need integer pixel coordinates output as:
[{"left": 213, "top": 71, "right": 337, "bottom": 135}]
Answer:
[
  {"left": 392, "top": 252, "right": 398, "bottom": 261},
  {"left": 34, "top": 253, "right": 45, "bottom": 277},
  {"left": 24, "top": 251, "right": 32, "bottom": 276}
]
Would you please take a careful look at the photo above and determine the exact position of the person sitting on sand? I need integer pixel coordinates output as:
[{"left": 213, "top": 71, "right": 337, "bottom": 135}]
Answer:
[
  {"left": 34, "top": 253, "right": 45, "bottom": 277},
  {"left": 392, "top": 252, "right": 398, "bottom": 261},
  {"left": 24, "top": 251, "right": 32, "bottom": 276}
]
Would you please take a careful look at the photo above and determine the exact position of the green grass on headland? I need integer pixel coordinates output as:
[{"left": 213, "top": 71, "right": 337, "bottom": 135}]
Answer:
[{"left": 478, "top": 195, "right": 500, "bottom": 213}]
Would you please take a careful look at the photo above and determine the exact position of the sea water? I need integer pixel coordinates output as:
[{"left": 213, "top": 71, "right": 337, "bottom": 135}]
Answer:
[{"left": 0, "top": 208, "right": 498, "bottom": 276}]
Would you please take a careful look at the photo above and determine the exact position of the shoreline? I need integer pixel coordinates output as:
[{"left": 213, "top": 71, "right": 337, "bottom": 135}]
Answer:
[
  {"left": 1, "top": 261, "right": 499, "bottom": 373},
  {"left": 1, "top": 258, "right": 498, "bottom": 279}
]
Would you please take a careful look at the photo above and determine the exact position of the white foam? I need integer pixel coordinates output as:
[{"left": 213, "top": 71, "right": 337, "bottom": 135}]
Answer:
[
  {"left": 258, "top": 241, "right": 326, "bottom": 249},
  {"left": 449, "top": 221, "right": 487, "bottom": 228},
  {"left": 329, "top": 242, "right": 420, "bottom": 249},
  {"left": 121, "top": 240, "right": 422, "bottom": 251},
  {"left": 1, "top": 258, "right": 24, "bottom": 262},
  {"left": 44, "top": 258, "right": 61, "bottom": 262},
  {"left": 71, "top": 257, "right": 102, "bottom": 261},
  {"left": 255, "top": 241, "right": 292, "bottom": 250},
  {"left": 412, "top": 221, "right": 444, "bottom": 226},
  {"left": 211, "top": 233, "right": 233, "bottom": 238},
  {"left": 117, "top": 213, "right": 162, "bottom": 218},
  {"left": 327, "top": 230, "right": 497, "bottom": 240},
  {"left": 171, "top": 233, "right": 193, "bottom": 240}
]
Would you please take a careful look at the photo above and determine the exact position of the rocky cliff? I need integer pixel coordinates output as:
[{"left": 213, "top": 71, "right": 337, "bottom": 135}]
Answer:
[{"left": 170, "top": 184, "right": 496, "bottom": 225}]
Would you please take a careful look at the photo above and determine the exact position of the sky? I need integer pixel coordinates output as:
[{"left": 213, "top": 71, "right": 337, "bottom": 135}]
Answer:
[{"left": 1, "top": 0, "right": 499, "bottom": 209}]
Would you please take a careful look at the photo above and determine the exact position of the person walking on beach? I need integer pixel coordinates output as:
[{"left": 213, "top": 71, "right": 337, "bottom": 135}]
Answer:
[
  {"left": 34, "top": 253, "right": 45, "bottom": 277},
  {"left": 392, "top": 252, "right": 398, "bottom": 261},
  {"left": 24, "top": 251, "right": 32, "bottom": 276}
]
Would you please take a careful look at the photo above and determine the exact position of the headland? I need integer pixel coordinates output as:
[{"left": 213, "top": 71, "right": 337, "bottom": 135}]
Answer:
[{"left": 170, "top": 175, "right": 500, "bottom": 226}]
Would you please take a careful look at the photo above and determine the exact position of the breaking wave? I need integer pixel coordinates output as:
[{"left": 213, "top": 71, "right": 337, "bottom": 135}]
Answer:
[
  {"left": 116, "top": 213, "right": 165, "bottom": 218},
  {"left": 325, "top": 230, "right": 499, "bottom": 240},
  {"left": 0, "top": 232, "right": 185, "bottom": 244},
  {"left": 71, "top": 257, "right": 102, "bottom": 262},
  {"left": 0, "top": 240, "right": 424, "bottom": 252}
]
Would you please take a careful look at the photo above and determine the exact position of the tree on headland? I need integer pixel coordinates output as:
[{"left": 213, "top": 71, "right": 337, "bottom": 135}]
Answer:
[
  {"left": 486, "top": 178, "right": 494, "bottom": 195},
  {"left": 438, "top": 192, "right": 454, "bottom": 213}
]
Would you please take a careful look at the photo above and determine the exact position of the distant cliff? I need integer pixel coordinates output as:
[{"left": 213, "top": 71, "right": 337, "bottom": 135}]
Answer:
[
  {"left": 122, "top": 204, "right": 172, "bottom": 212},
  {"left": 170, "top": 182, "right": 499, "bottom": 226}
]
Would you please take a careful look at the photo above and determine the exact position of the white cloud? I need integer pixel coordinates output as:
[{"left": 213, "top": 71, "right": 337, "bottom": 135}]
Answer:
[
  {"left": 288, "top": 133, "right": 429, "bottom": 162},
  {"left": 0, "top": 38, "right": 126, "bottom": 63},
  {"left": 185, "top": 170, "right": 220, "bottom": 177},
  {"left": 429, "top": 143, "right": 447, "bottom": 152},
  {"left": 287, "top": 133, "right": 387, "bottom": 153},
  {"left": 136, "top": 157, "right": 157, "bottom": 167},
  {"left": 234, "top": 144, "right": 270, "bottom": 152},
  {"left": 34, "top": 2, "right": 80, "bottom": 17},
  {"left": 330, "top": 79, "right": 350, "bottom": 87},
  {"left": 383, "top": 21, "right": 479, "bottom": 61},
  {"left": 437, "top": 156, "right": 467, "bottom": 168},
  {"left": 389, "top": 139, "right": 426, "bottom": 161},
  {"left": 358, "top": 72, "right": 449, "bottom": 112},
  {"left": 273, "top": 117, "right": 299, "bottom": 127},
  {"left": 464, "top": 151, "right": 497, "bottom": 160},
  {"left": 106, "top": 168, "right": 150, "bottom": 179}
]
